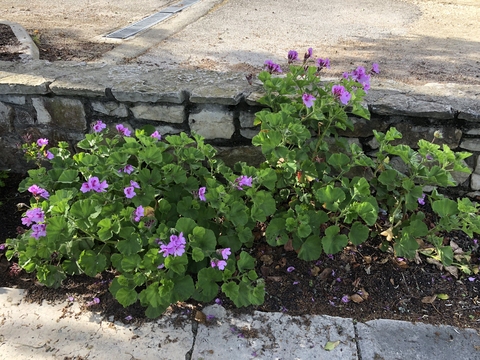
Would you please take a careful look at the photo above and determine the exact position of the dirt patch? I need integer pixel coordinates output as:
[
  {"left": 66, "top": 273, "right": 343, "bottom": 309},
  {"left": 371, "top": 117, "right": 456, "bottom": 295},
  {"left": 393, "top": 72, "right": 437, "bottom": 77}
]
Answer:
[
  {"left": 1, "top": 174, "right": 480, "bottom": 329},
  {"left": 0, "top": 24, "right": 22, "bottom": 61},
  {"left": 1, "top": 0, "right": 479, "bottom": 85}
]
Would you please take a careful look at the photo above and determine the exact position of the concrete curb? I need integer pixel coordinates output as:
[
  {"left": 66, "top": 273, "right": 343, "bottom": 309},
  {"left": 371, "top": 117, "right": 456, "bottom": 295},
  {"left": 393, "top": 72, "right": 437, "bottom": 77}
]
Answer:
[
  {"left": 1, "top": 287, "right": 479, "bottom": 359},
  {"left": 0, "top": 20, "right": 39, "bottom": 61}
]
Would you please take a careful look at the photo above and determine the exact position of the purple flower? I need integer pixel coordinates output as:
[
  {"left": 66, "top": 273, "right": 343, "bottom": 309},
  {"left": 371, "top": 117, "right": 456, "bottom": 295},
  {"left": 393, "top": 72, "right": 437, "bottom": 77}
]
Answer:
[
  {"left": 211, "top": 259, "right": 227, "bottom": 270},
  {"left": 215, "top": 298, "right": 223, "bottom": 305},
  {"left": 304, "top": 47, "right": 313, "bottom": 61},
  {"left": 220, "top": 248, "right": 231, "bottom": 260},
  {"left": 287, "top": 266, "right": 295, "bottom": 273},
  {"left": 81, "top": 177, "right": 108, "bottom": 193},
  {"left": 93, "top": 297, "right": 100, "bottom": 304},
  {"left": 302, "top": 93, "right": 316, "bottom": 108},
  {"left": 37, "top": 138, "right": 48, "bottom": 147},
  {"left": 124, "top": 186, "right": 136, "bottom": 199},
  {"left": 316, "top": 58, "right": 330, "bottom": 71},
  {"left": 293, "top": 281, "right": 299, "bottom": 285},
  {"left": 198, "top": 187, "right": 206, "bottom": 201},
  {"left": 332, "top": 85, "right": 351, "bottom": 105},
  {"left": 0, "top": 244, "right": 5, "bottom": 251},
  {"left": 92, "top": 120, "right": 107, "bottom": 133},
  {"left": 264, "top": 60, "right": 282, "bottom": 74},
  {"left": 134, "top": 205, "right": 144, "bottom": 222},
  {"left": 28, "top": 185, "right": 49, "bottom": 199},
  {"left": 287, "top": 50, "right": 299, "bottom": 63},
  {"left": 234, "top": 175, "right": 253, "bottom": 190},
  {"left": 473, "top": 239, "right": 478, "bottom": 245},
  {"left": 130, "top": 180, "right": 140, "bottom": 189},
  {"left": 468, "top": 277, "right": 476, "bottom": 282},
  {"left": 341, "top": 295, "right": 350, "bottom": 303},
  {"left": 159, "top": 233, "right": 186, "bottom": 257},
  {"left": 418, "top": 193, "right": 426, "bottom": 206},
  {"left": 151, "top": 131, "right": 162, "bottom": 140},
  {"left": 371, "top": 62, "right": 380, "bottom": 74},
  {"left": 121, "top": 165, "right": 135, "bottom": 174},
  {"left": 426, "top": 154, "right": 433, "bottom": 161},
  {"left": 206, "top": 315, "right": 215, "bottom": 321},
  {"left": 45, "top": 150, "right": 54, "bottom": 160},
  {"left": 67, "top": 296, "right": 74, "bottom": 302},
  {"left": 116, "top": 124, "right": 131, "bottom": 137},
  {"left": 125, "top": 315, "right": 133, "bottom": 321},
  {"left": 31, "top": 224, "right": 47, "bottom": 239},
  {"left": 351, "top": 66, "right": 370, "bottom": 85},
  {"left": 22, "top": 208, "right": 45, "bottom": 227}
]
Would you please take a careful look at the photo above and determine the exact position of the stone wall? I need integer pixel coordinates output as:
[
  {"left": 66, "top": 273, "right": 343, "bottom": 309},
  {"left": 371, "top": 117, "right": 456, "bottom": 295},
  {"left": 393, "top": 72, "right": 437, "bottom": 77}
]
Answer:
[{"left": 1, "top": 61, "right": 479, "bottom": 194}]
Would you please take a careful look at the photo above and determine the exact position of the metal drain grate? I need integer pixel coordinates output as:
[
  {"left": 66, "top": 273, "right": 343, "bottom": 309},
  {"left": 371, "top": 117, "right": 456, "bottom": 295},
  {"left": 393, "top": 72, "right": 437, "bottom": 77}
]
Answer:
[{"left": 105, "top": 0, "right": 200, "bottom": 39}]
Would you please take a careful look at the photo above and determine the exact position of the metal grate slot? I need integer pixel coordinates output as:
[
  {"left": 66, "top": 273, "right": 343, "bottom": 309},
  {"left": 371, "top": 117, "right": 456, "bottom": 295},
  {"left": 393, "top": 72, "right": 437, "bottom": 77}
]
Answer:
[{"left": 105, "top": 0, "right": 200, "bottom": 39}]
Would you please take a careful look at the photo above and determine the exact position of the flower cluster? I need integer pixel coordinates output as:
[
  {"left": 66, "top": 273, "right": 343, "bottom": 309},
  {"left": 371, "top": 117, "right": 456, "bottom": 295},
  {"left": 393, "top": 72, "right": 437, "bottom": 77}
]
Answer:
[
  {"left": 28, "top": 184, "right": 49, "bottom": 199},
  {"left": 302, "top": 93, "right": 316, "bottom": 108},
  {"left": 151, "top": 131, "right": 162, "bottom": 140},
  {"left": 211, "top": 248, "right": 231, "bottom": 270},
  {"left": 120, "top": 164, "right": 135, "bottom": 174},
  {"left": 92, "top": 120, "right": 107, "bottom": 133},
  {"left": 234, "top": 176, "right": 253, "bottom": 190},
  {"left": 159, "top": 233, "right": 186, "bottom": 257},
  {"left": 134, "top": 205, "right": 144, "bottom": 222},
  {"left": 343, "top": 63, "right": 379, "bottom": 93},
  {"left": 331, "top": 85, "right": 351, "bottom": 105},
  {"left": 116, "top": 124, "right": 131, "bottom": 137},
  {"left": 124, "top": 180, "right": 140, "bottom": 199},
  {"left": 80, "top": 177, "right": 109, "bottom": 193},
  {"left": 264, "top": 60, "right": 282, "bottom": 74},
  {"left": 21, "top": 207, "right": 46, "bottom": 240}
]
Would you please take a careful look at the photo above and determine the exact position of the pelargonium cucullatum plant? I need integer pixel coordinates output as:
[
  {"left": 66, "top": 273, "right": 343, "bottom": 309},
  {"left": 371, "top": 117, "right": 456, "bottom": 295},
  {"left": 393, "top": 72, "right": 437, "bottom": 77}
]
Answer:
[
  {"left": 253, "top": 48, "right": 479, "bottom": 272},
  {"left": 6, "top": 123, "right": 277, "bottom": 317}
]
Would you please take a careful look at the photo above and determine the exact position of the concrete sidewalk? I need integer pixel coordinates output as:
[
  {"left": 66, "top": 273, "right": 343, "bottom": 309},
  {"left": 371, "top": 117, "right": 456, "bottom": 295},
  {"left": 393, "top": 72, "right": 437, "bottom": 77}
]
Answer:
[{"left": 1, "top": 287, "right": 479, "bottom": 359}]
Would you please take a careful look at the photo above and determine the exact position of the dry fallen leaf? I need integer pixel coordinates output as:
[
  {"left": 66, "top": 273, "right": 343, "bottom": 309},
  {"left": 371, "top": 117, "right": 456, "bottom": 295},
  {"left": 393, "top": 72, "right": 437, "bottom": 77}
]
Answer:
[
  {"left": 421, "top": 295, "right": 437, "bottom": 304},
  {"left": 444, "top": 266, "right": 459, "bottom": 279},
  {"left": 311, "top": 266, "right": 321, "bottom": 276},
  {"left": 364, "top": 255, "right": 372, "bottom": 264},
  {"left": 324, "top": 340, "right": 340, "bottom": 351},
  {"left": 352, "top": 278, "right": 361, "bottom": 288},
  {"left": 260, "top": 254, "right": 273, "bottom": 266},
  {"left": 359, "top": 288, "right": 369, "bottom": 300},
  {"left": 380, "top": 227, "right": 395, "bottom": 241},
  {"left": 284, "top": 238, "right": 294, "bottom": 252},
  {"left": 350, "top": 294, "right": 364, "bottom": 303},
  {"left": 318, "top": 268, "right": 333, "bottom": 281},
  {"left": 194, "top": 310, "right": 206, "bottom": 324}
]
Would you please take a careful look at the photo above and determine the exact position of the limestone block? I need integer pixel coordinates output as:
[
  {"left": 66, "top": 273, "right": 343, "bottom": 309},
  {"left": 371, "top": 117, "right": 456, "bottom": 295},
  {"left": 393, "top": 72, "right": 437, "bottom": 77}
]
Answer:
[
  {"left": 13, "top": 108, "right": 35, "bottom": 128},
  {"left": 0, "top": 95, "right": 25, "bottom": 105},
  {"left": 370, "top": 94, "right": 454, "bottom": 119},
  {"left": 0, "top": 102, "right": 13, "bottom": 134},
  {"left": 475, "top": 156, "right": 480, "bottom": 175},
  {"left": 239, "top": 110, "right": 257, "bottom": 128},
  {"left": 32, "top": 98, "right": 52, "bottom": 124},
  {"left": 394, "top": 124, "right": 461, "bottom": 149},
  {"left": 460, "top": 139, "right": 480, "bottom": 153},
  {"left": 470, "top": 174, "right": 480, "bottom": 191},
  {"left": 240, "top": 128, "right": 259, "bottom": 139},
  {"left": 0, "top": 73, "right": 51, "bottom": 94},
  {"left": 131, "top": 104, "right": 184, "bottom": 123},
  {"left": 91, "top": 101, "right": 128, "bottom": 118},
  {"left": 42, "top": 98, "right": 86, "bottom": 131},
  {"left": 188, "top": 105, "right": 234, "bottom": 140},
  {"left": 152, "top": 125, "right": 183, "bottom": 136}
]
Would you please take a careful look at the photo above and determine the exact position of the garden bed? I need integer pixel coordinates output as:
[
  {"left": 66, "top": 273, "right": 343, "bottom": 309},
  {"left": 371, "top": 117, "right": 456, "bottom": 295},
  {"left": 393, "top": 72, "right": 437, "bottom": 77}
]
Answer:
[{"left": 1, "top": 173, "right": 480, "bottom": 329}]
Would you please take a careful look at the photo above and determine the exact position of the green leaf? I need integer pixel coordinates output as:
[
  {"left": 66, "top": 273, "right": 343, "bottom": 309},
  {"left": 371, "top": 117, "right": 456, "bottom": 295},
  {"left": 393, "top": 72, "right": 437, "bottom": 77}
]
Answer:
[
  {"left": 437, "top": 293, "right": 449, "bottom": 300},
  {"left": 46, "top": 216, "right": 70, "bottom": 242},
  {"left": 57, "top": 170, "right": 79, "bottom": 183},
  {"left": 228, "top": 202, "right": 249, "bottom": 228},
  {"left": 315, "top": 185, "right": 346, "bottom": 211},
  {"left": 324, "top": 340, "right": 341, "bottom": 351},
  {"left": 121, "top": 254, "right": 142, "bottom": 272},
  {"left": 36, "top": 265, "right": 66, "bottom": 288},
  {"left": 175, "top": 218, "right": 197, "bottom": 235},
  {"left": 251, "top": 191, "right": 276, "bottom": 222},
  {"left": 438, "top": 246, "right": 453, "bottom": 267},
  {"left": 116, "top": 237, "right": 142, "bottom": 255},
  {"left": 355, "top": 202, "right": 378, "bottom": 226},
  {"left": 115, "top": 288, "right": 138, "bottom": 307},
  {"left": 349, "top": 222, "right": 370, "bottom": 245},
  {"left": 78, "top": 250, "right": 107, "bottom": 277},
  {"left": 378, "top": 170, "right": 399, "bottom": 190},
  {"left": 432, "top": 199, "right": 459, "bottom": 217},
  {"left": 222, "top": 281, "right": 239, "bottom": 303},
  {"left": 138, "top": 146, "right": 163, "bottom": 164},
  {"left": 172, "top": 275, "right": 195, "bottom": 302},
  {"left": 190, "top": 226, "right": 217, "bottom": 252},
  {"left": 164, "top": 254, "right": 188, "bottom": 274},
  {"left": 265, "top": 217, "right": 289, "bottom": 246},
  {"left": 298, "top": 235, "right": 323, "bottom": 261},
  {"left": 237, "top": 251, "right": 256, "bottom": 272},
  {"left": 193, "top": 267, "right": 222, "bottom": 302},
  {"left": 322, "top": 225, "right": 348, "bottom": 255},
  {"left": 192, "top": 247, "right": 205, "bottom": 262}
]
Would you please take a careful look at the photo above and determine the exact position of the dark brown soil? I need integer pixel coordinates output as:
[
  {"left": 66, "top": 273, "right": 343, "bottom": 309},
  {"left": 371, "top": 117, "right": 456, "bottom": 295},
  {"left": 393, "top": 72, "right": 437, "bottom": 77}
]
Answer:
[
  {"left": 0, "top": 24, "right": 22, "bottom": 61},
  {"left": 1, "top": 173, "right": 480, "bottom": 329}
]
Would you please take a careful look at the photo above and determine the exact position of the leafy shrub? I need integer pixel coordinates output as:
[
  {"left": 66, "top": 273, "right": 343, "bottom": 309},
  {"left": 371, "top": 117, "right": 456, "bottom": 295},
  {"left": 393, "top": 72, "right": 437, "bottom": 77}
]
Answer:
[
  {"left": 6, "top": 126, "right": 274, "bottom": 317},
  {"left": 252, "top": 49, "right": 478, "bottom": 271}
]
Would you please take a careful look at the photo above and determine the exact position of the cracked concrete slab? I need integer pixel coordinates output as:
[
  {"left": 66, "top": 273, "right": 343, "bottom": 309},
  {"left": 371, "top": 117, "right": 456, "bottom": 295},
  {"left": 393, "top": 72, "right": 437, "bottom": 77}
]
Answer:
[
  {"left": 0, "top": 287, "right": 193, "bottom": 359},
  {"left": 192, "top": 304, "right": 357, "bottom": 359}
]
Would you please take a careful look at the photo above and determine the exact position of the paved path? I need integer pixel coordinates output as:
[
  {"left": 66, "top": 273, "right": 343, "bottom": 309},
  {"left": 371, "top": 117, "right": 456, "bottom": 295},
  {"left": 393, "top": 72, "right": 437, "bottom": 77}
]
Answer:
[{"left": 1, "top": 287, "right": 479, "bottom": 359}]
